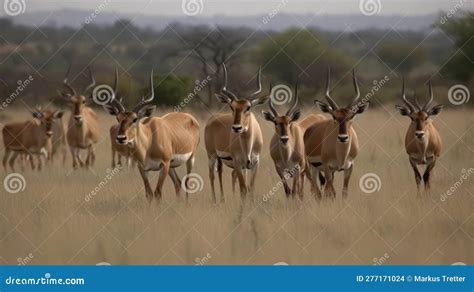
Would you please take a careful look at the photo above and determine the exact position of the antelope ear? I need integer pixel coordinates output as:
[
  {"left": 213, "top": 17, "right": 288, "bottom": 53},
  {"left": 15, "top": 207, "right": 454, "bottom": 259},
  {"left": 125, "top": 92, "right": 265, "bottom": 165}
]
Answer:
[
  {"left": 57, "top": 90, "right": 71, "bottom": 99},
  {"left": 395, "top": 105, "right": 410, "bottom": 116},
  {"left": 315, "top": 100, "right": 333, "bottom": 113},
  {"left": 103, "top": 105, "right": 119, "bottom": 116},
  {"left": 138, "top": 105, "right": 156, "bottom": 120},
  {"left": 251, "top": 95, "right": 270, "bottom": 106},
  {"left": 215, "top": 93, "right": 232, "bottom": 104},
  {"left": 354, "top": 103, "right": 369, "bottom": 115},
  {"left": 427, "top": 104, "right": 443, "bottom": 116},
  {"left": 262, "top": 110, "right": 275, "bottom": 123},
  {"left": 32, "top": 111, "right": 43, "bottom": 119},
  {"left": 290, "top": 109, "right": 302, "bottom": 122},
  {"left": 53, "top": 111, "right": 64, "bottom": 119}
]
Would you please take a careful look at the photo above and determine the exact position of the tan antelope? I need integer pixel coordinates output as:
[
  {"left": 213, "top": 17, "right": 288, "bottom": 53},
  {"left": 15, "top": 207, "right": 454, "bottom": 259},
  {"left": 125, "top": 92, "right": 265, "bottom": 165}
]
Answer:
[
  {"left": 395, "top": 80, "right": 443, "bottom": 191},
  {"left": 262, "top": 84, "right": 306, "bottom": 199},
  {"left": 305, "top": 69, "right": 369, "bottom": 199},
  {"left": 103, "top": 70, "right": 200, "bottom": 202},
  {"left": 205, "top": 64, "right": 269, "bottom": 203},
  {"left": 59, "top": 66, "right": 100, "bottom": 169},
  {"left": 2, "top": 108, "right": 64, "bottom": 171}
]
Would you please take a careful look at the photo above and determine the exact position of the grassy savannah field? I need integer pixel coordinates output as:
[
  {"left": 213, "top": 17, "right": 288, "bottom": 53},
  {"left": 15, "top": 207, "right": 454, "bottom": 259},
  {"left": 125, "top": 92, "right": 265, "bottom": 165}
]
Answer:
[{"left": 0, "top": 106, "right": 473, "bottom": 266}]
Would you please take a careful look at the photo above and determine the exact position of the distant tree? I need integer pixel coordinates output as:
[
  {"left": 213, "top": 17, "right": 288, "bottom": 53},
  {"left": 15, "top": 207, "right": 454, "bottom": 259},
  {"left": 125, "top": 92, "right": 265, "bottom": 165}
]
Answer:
[
  {"left": 141, "top": 74, "right": 192, "bottom": 107},
  {"left": 437, "top": 11, "right": 474, "bottom": 82},
  {"left": 171, "top": 24, "right": 256, "bottom": 107},
  {"left": 255, "top": 29, "right": 353, "bottom": 90},
  {"left": 375, "top": 41, "right": 427, "bottom": 75}
]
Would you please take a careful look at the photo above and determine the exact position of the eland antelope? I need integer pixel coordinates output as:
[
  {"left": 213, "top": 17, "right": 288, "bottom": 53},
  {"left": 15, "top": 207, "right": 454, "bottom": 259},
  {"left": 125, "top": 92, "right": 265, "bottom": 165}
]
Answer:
[
  {"left": 395, "top": 80, "right": 443, "bottom": 192},
  {"left": 103, "top": 70, "right": 200, "bottom": 202},
  {"left": 262, "top": 83, "right": 306, "bottom": 199},
  {"left": 2, "top": 108, "right": 64, "bottom": 171},
  {"left": 305, "top": 69, "right": 369, "bottom": 199},
  {"left": 204, "top": 64, "right": 269, "bottom": 203},
  {"left": 59, "top": 66, "right": 100, "bottom": 169}
]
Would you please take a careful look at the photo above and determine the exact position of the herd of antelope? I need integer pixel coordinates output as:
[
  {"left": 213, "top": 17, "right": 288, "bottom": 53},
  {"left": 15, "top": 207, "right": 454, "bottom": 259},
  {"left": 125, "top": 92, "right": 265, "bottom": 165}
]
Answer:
[{"left": 2, "top": 64, "right": 445, "bottom": 203}]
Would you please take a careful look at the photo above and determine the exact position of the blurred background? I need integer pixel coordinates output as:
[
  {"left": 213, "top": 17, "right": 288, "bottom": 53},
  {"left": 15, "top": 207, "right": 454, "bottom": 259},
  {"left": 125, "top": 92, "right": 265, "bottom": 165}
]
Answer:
[{"left": 0, "top": 0, "right": 472, "bottom": 111}]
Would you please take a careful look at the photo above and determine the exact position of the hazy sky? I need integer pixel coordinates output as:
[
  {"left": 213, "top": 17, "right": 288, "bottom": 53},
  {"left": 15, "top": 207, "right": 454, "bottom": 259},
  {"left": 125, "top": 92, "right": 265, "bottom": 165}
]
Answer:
[{"left": 21, "top": 0, "right": 474, "bottom": 16}]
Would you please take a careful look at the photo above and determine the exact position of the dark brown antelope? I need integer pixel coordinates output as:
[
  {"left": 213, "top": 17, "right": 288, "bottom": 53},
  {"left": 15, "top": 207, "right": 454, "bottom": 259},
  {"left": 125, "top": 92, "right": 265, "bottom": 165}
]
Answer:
[
  {"left": 204, "top": 64, "right": 269, "bottom": 203},
  {"left": 262, "top": 84, "right": 306, "bottom": 199},
  {"left": 2, "top": 108, "right": 64, "bottom": 171},
  {"left": 103, "top": 70, "right": 200, "bottom": 202},
  {"left": 305, "top": 68, "right": 369, "bottom": 199},
  {"left": 395, "top": 80, "right": 443, "bottom": 192},
  {"left": 59, "top": 66, "right": 100, "bottom": 169}
]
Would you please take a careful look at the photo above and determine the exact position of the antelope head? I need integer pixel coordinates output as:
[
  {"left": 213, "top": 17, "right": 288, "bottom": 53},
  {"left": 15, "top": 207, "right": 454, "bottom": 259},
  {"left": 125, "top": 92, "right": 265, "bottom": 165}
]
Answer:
[
  {"left": 215, "top": 63, "right": 269, "bottom": 134},
  {"left": 262, "top": 83, "right": 301, "bottom": 146},
  {"left": 59, "top": 65, "right": 96, "bottom": 126},
  {"left": 103, "top": 69, "right": 156, "bottom": 147},
  {"left": 315, "top": 68, "right": 369, "bottom": 144},
  {"left": 395, "top": 79, "right": 443, "bottom": 141},
  {"left": 31, "top": 107, "right": 64, "bottom": 138}
]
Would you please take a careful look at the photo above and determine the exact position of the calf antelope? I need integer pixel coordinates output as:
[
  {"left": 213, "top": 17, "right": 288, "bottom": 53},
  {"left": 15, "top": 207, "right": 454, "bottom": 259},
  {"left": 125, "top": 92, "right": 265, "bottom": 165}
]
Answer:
[
  {"left": 59, "top": 66, "right": 99, "bottom": 169},
  {"left": 110, "top": 124, "right": 134, "bottom": 168},
  {"left": 205, "top": 64, "right": 269, "bottom": 203},
  {"left": 305, "top": 69, "right": 369, "bottom": 199},
  {"left": 395, "top": 80, "right": 443, "bottom": 191},
  {"left": 2, "top": 108, "right": 64, "bottom": 171},
  {"left": 262, "top": 84, "right": 306, "bottom": 199},
  {"left": 103, "top": 70, "right": 200, "bottom": 202}
]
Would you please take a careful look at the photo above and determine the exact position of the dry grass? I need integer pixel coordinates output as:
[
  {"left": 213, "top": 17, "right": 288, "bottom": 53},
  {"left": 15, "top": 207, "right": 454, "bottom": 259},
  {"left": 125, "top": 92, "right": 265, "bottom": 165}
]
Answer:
[{"left": 0, "top": 107, "right": 473, "bottom": 265}]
